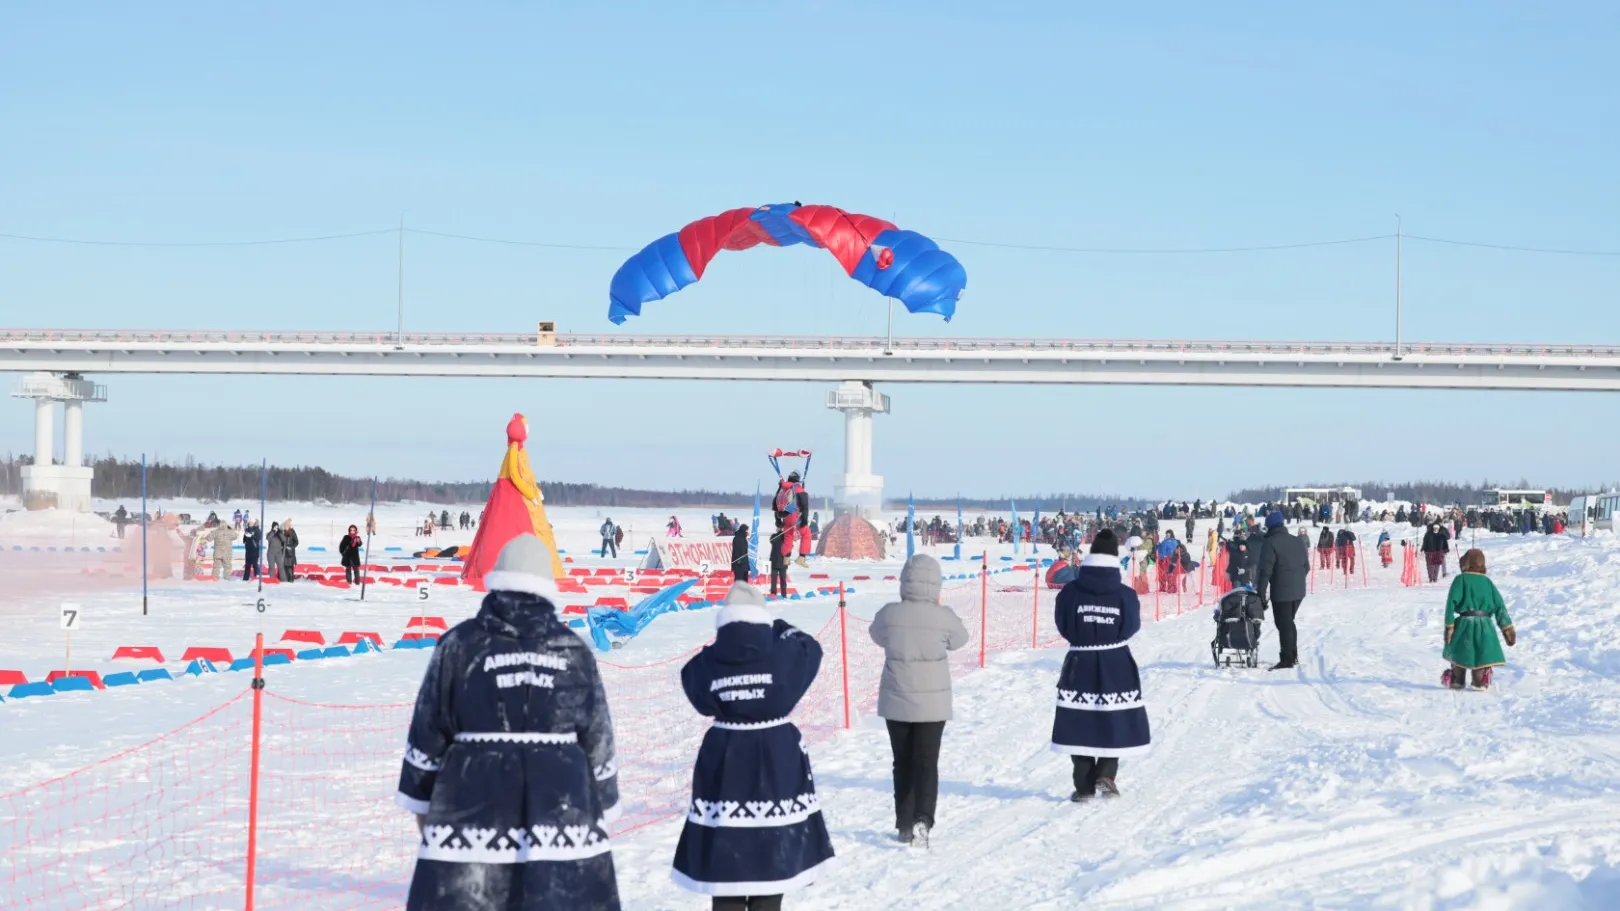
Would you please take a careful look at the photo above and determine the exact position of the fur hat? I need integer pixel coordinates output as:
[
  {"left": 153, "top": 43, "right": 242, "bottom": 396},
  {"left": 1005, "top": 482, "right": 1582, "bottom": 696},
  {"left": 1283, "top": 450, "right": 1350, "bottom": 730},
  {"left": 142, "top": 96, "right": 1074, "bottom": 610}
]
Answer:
[
  {"left": 716, "top": 582, "right": 773, "bottom": 628},
  {"left": 484, "top": 534, "right": 559, "bottom": 598}
]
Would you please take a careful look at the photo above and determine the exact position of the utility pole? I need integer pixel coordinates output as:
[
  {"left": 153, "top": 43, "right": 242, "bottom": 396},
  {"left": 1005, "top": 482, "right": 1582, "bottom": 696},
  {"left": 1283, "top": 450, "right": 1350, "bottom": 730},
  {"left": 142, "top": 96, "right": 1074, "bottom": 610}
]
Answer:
[
  {"left": 1394, "top": 214, "right": 1403, "bottom": 361},
  {"left": 884, "top": 299, "right": 895, "bottom": 356},
  {"left": 396, "top": 212, "right": 406, "bottom": 349}
]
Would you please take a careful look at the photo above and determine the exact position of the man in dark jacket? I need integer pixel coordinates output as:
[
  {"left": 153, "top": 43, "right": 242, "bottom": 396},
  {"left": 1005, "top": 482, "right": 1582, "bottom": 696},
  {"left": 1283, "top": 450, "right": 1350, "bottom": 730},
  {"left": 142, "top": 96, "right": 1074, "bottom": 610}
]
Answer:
[
  {"left": 730, "top": 523, "right": 750, "bottom": 585},
  {"left": 1255, "top": 511, "right": 1311, "bottom": 671}
]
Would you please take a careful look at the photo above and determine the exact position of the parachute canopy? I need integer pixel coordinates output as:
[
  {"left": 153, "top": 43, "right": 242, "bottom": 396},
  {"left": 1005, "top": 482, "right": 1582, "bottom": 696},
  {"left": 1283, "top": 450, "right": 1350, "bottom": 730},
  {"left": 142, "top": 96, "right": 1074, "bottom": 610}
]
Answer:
[{"left": 608, "top": 203, "right": 966, "bottom": 324}]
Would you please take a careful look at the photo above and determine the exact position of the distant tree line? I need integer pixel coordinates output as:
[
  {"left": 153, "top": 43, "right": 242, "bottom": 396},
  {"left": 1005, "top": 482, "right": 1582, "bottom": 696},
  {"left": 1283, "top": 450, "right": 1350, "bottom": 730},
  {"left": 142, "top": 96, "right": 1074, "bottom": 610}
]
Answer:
[
  {"left": 0, "top": 455, "right": 753, "bottom": 508},
  {"left": 1227, "top": 480, "right": 1594, "bottom": 507}
]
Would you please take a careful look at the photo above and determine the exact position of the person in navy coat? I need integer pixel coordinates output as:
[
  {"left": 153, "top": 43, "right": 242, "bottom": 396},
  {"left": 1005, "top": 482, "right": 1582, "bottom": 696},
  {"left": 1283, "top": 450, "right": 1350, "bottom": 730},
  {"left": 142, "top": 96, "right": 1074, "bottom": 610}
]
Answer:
[
  {"left": 672, "top": 583, "right": 835, "bottom": 910},
  {"left": 395, "top": 534, "right": 622, "bottom": 911},
  {"left": 1050, "top": 529, "right": 1151, "bottom": 800}
]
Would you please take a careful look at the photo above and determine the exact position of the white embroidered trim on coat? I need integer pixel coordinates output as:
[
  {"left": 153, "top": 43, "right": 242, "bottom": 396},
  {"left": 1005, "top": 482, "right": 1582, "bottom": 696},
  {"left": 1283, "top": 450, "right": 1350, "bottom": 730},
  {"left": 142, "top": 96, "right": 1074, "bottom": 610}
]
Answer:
[
  {"left": 394, "top": 791, "right": 431, "bottom": 815},
  {"left": 1056, "top": 688, "right": 1145, "bottom": 711},
  {"left": 686, "top": 793, "right": 822, "bottom": 828},
  {"left": 417, "top": 821, "right": 612, "bottom": 864},
  {"left": 1049, "top": 742, "right": 1152, "bottom": 758},
  {"left": 403, "top": 744, "right": 442, "bottom": 771},
  {"left": 593, "top": 757, "right": 617, "bottom": 781},
  {"left": 671, "top": 855, "right": 835, "bottom": 897},
  {"left": 711, "top": 717, "right": 790, "bottom": 731},
  {"left": 1067, "top": 642, "right": 1128, "bottom": 651},
  {"left": 453, "top": 731, "right": 577, "bottom": 744}
]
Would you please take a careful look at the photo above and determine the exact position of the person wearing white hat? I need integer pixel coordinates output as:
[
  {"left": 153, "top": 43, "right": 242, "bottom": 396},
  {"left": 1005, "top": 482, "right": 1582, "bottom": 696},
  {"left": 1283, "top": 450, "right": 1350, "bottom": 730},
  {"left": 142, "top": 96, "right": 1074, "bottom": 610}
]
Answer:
[{"left": 396, "top": 534, "right": 623, "bottom": 910}]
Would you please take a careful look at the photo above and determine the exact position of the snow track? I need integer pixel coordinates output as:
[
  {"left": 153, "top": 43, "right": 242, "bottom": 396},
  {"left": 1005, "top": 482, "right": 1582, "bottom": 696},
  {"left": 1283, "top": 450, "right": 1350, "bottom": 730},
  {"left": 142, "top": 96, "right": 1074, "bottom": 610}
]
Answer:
[{"left": 614, "top": 532, "right": 1620, "bottom": 908}]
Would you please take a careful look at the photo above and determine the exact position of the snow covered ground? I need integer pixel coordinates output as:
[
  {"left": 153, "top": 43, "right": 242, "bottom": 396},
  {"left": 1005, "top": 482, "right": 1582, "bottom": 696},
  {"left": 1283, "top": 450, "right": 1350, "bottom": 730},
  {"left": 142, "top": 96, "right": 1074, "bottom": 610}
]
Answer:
[{"left": 3, "top": 504, "right": 1619, "bottom": 908}]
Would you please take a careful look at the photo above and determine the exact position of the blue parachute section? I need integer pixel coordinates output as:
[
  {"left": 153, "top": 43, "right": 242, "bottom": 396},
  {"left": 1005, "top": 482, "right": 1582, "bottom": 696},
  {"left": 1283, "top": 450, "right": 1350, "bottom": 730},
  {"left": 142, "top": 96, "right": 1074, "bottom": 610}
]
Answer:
[
  {"left": 607, "top": 203, "right": 966, "bottom": 324},
  {"left": 584, "top": 579, "right": 700, "bottom": 651}
]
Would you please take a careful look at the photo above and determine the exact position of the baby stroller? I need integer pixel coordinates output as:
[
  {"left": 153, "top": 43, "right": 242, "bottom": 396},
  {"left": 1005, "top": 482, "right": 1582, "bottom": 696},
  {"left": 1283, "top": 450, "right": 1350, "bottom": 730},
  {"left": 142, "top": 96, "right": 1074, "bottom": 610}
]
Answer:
[{"left": 1212, "top": 586, "right": 1265, "bottom": 668}]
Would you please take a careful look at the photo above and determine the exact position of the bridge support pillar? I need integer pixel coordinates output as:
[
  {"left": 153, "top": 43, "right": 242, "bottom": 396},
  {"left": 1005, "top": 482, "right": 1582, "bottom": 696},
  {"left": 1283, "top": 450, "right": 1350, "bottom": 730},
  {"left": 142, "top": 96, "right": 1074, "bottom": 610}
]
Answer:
[
  {"left": 13, "top": 372, "right": 106, "bottom": 512},
  {"left": 826, "top": 381, "right": 889, "bottom": 519}
]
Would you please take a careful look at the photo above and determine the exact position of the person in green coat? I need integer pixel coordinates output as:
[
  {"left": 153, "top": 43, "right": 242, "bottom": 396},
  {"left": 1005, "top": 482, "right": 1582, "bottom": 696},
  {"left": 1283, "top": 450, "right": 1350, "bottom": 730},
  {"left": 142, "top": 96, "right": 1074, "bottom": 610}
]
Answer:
[{"left": 1443, "top": 549, "right": 1516, "bottom": 689}]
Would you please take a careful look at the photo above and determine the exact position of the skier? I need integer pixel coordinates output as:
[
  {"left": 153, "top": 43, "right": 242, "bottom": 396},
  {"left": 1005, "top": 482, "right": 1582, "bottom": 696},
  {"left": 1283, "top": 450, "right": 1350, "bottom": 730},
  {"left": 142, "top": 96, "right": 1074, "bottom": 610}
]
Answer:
[
  {"left": 1256, "top": 511, "right": 1311, "bottom": 671},
  {"left": 1443, "top": 549, "right": 1516, "bottom": 689},
  {"left": 339, "top": 524, "right": 364, "bottom": 584},
  {"left": 671, "top": 583, "right": 835, "bottom": 907},
  {"left": 730, "top": 523, "right": 750, "bottom": 586},
  {"left": 1050, "top": 530, "right": 1151, "bottom": 799},
  {"left": 395, "top": 535, "right": 622, "bottom": 910},
  {"left": 869, "top": 555, "right": 970, "bottom": 846}
]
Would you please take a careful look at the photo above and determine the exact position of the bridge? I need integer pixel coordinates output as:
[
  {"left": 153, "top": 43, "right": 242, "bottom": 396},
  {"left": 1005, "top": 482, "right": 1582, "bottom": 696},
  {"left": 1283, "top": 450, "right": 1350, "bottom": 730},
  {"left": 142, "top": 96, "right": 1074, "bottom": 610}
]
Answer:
[
  {"left": 4, "top": 328, "right": 1620, "bottom": 389},
  {"left": 5, "top": 328, "right": 1617, "bottom": 515}
]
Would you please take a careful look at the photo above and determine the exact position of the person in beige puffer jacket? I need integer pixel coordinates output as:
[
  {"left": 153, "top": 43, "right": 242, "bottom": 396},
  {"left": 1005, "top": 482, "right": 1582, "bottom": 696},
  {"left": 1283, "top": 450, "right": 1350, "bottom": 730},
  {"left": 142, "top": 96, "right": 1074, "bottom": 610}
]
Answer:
[{"left": 868, "top": 554, "right": 970, "bottom": 847}]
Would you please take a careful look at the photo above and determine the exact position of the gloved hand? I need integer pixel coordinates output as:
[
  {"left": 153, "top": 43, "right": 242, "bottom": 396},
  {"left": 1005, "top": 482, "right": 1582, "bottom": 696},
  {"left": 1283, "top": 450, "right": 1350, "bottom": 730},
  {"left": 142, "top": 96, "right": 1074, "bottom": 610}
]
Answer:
[{"left": 1504, "top": 626, "right": 1516, "bottom": 647}]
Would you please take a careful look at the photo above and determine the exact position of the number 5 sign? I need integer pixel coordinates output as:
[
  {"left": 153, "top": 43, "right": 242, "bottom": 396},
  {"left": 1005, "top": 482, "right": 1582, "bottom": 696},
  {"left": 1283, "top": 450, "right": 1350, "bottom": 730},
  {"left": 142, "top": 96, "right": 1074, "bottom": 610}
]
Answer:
[
  {"left": 60, "top": 603, "right": 82, "bottom": 631},
  {"left": 416, "top": 584, "right": 431, "bottom": 602}
]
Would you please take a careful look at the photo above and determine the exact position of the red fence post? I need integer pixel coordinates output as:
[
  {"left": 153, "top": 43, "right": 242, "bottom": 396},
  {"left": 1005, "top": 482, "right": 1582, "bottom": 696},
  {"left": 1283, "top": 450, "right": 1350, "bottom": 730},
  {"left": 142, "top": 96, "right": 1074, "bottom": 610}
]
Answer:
[
  {"left": 1361, "top": 543, "right": 1369, "bottom": 587},
  {"left": 979, "top": 552, "right": 988, "bottom": 669},
  {"left": 1031, "top": 563, "right": 1040, "bottom": 649},
  {"left": 245, "top": 632, "right": 264, "bottom": 911},
  {"left": 838, "top": 583, "right": 850, "bottom": 730}
]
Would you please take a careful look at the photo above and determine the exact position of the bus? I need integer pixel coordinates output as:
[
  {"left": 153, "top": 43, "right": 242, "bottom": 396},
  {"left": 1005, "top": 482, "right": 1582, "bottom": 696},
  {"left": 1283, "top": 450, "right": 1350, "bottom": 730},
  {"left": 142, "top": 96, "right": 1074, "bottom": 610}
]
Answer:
[
  {"left": 1486, "top": 489, "right": 1548, "bottom": 508},
  {"left": 1283, "top": 487, "right": 1362, "bottom": 506}
]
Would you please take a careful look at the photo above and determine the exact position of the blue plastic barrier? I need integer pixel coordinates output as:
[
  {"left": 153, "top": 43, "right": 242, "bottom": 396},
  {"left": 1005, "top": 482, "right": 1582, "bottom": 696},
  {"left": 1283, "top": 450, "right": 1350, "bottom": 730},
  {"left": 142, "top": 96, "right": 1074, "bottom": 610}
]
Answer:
[
  {"left": 8, "top": 682, "right": 54, "bottom": 699},
  {"left": 264, "top": 653, "right": 292, "bottom": 667},
  {"left": 52, "top": 676, "right": 96, "bottom": 694},
  {"left": 352, "top": 638, "right": 380, "bottom": 655},
  {"left": 297, "top": 648, "right": 328, "bottom": 661},
  {"left": 104, "top": 672, "right": 142, "bottom": 687},
  {"left": 227, "top": 658, "right": 255, "bottom": 672},
  {"left": 184, "top": 659, "right": 218, "bottom": 676},
  {"left": 137, "top": 668, "right": 173, "bottom": 683},
  {"left": 320, "top": 646, "right": 350, "bottom": 659}
]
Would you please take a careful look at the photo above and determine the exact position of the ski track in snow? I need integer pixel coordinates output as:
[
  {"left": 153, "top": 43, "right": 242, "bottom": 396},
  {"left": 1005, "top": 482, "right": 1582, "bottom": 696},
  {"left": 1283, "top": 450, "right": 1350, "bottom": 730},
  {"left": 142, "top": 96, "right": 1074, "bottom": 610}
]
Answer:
[{"left": 4, "top": 504, "right": 1620, "bottom": 908}]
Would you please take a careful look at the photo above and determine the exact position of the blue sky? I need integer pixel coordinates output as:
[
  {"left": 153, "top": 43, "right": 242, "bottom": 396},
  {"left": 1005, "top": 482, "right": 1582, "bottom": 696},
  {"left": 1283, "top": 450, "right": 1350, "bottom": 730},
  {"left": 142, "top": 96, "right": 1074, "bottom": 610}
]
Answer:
[{"left": 2, "top": 2, "right": 1617, "bottom": 498}]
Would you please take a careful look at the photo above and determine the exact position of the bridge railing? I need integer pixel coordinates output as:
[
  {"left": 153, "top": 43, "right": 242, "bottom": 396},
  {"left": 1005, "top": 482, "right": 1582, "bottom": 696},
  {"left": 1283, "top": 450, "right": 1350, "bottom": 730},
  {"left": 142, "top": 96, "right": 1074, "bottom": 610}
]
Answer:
[{"left": 1, "top": 328, "right": 1618, "bottom": 359}]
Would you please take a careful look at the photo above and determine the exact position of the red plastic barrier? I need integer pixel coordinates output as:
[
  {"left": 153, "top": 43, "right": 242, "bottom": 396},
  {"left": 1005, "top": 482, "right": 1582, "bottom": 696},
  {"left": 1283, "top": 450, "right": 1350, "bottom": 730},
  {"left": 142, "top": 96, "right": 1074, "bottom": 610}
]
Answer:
[
  {"left": 404, "top": 616, "right": 447, "bottom": 630},
  {"left": 280, "top": 630, "right": 325, "bottom": 646},
  {"left": 111, "top": 646, "right": 166, "bottom": 663},
  {"left": 0, "top": 669, "right": 26, "bottom": 685},
  {"left": 335, "top": 632, "right": 381, "bottom": 647},
  {"left": 182, "top": 647, "right": 233, "bottom": 665},
  {"left": 249, "top": 648, "right": 296, "bottom": 662},
  {"left": 593, "top": 597, "right": 630, "bottom": 610},
  {"left": 432, "top": 577, "right": 458, "bottom": 586}
]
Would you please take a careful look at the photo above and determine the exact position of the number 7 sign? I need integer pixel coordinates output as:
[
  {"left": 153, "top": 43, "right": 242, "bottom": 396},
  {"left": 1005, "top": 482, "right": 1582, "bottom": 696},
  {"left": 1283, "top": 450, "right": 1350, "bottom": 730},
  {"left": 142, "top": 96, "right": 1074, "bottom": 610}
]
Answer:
[{"left": 60, "top": 603, "right": 81, "bottom": 631}]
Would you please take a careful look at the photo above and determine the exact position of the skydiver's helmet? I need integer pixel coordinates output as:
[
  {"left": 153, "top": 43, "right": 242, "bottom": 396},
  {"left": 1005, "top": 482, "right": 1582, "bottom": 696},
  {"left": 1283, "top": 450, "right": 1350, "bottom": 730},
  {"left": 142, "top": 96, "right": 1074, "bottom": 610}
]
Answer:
[{"left": 788, "top": 471, "right": 801, "bottom": 484}]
